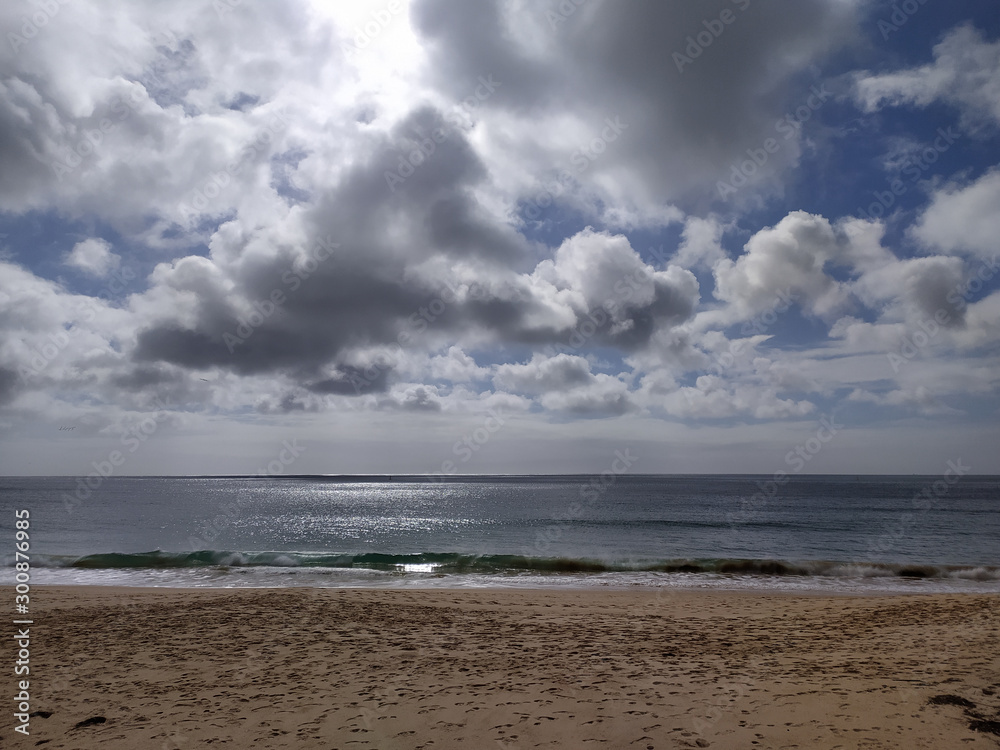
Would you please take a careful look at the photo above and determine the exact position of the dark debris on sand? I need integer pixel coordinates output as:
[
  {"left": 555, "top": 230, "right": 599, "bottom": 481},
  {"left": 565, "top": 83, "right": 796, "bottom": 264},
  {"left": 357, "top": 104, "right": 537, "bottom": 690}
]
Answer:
[
  {"left": 928, "top": 694, "right": 976, "bottom": 708},
  {"left": 73, "top": 716, "right": 107, "bottom": 729},
  {"left": 968, "top": 718, "right": 1000, "bottom": 736},
  {"left": 927, "top": 694, "right": 1000, "bottom": 737}
]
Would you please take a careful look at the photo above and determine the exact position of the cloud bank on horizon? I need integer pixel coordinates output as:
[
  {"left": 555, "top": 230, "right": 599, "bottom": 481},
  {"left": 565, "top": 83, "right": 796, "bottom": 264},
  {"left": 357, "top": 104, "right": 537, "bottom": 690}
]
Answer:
[{"left": 1, "top": 0, "right": 999, "bottom": 475}]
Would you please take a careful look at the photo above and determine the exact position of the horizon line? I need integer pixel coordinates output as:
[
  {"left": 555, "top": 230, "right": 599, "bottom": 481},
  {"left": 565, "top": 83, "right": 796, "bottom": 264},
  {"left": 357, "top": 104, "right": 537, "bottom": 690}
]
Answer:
[{"left": 3, "top": 472, "right": 997, "bottom": 479}]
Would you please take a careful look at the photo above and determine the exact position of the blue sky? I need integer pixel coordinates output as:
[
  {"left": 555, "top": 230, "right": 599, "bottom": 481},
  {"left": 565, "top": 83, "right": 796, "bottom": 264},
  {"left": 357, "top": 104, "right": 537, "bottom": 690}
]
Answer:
[{"left": 1, "top": 0, "right": 999, "bottom": 475}]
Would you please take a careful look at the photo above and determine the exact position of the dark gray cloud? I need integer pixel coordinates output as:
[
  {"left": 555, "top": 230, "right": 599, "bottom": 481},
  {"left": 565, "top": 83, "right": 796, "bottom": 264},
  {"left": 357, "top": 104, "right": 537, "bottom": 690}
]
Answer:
[
  {"left": 493, "top": 353, "right": 634, "bottom": 416},
  {"left": 110, "top": 364, "right": 179, "bottom": 390},
  {"left": 0, "top": 367, "right": 17, "bottom": 406},
  {"left": 305, "top": 106, "right": 525, "bottom": 267},
  {"left": 131, "top": 106, "right": 510, "bottom": 381},
  {"left": 307, "top": 365, "right": 390, "bottom": 396},
  {"left": 129, "top": 100, "right": 701, "bottom": 392},
  {"left": 0, "top": 78, "right": 63, "bottom": 209},
  {"left": 1, "top": 0, "right": 857, "bottom": 410},
  {"left": 383, "top": 385, "right": 443, "bottom": 412},
  {"left": 413, "top": 0, "right": 859, "bottom": 204},
  {"left": 4, "top": 0, "right": 996, "bottom": 458}
]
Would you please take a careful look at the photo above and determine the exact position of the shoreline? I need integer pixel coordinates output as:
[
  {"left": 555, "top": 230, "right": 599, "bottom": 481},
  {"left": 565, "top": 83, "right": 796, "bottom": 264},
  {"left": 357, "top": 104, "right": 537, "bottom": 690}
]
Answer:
[
  {"left": 7, "top": 586, "right": 1000, "bottom": 748},
  {"left": 28, "top": 581, "right": 997, "bottom": 596},
  {"left": 24, "top": 568, "right": 1000, "bottom": 597}
]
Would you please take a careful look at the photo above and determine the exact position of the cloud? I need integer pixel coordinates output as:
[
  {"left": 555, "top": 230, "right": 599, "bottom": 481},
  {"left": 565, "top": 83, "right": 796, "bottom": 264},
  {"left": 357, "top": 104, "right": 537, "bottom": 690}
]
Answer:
[
  {"left": 380, "top": 384, "right": 444, "bottom": 412},
  {"left": 538, "top": 374, "right": 632, "bottom": 416},
  {"left": 911, "top": 168, "right": 1000, "bottom": 260},
  {"left": 661, "top": 375, "right": 814, "bottom": 420},
  {"left": 0, "top": 0, "right": 330, "bottom": 241},
  {"left": 493, "top": 353, "right": 595, "bottom": 395},
  {"left": 530, "top": 228, "right": 700, "bottom": 347},
  {"left": 1, "top": 0, "right": 998, "bottom": 474},
  {"left": 854, "top": 24, "right": 1000, "bottom": 130},
  {"left": 427, "top": 346, "right": 489, "bottom": 383},
  {"left": 412, "top": 0, "right": 861, "bottom": 207},
  {"left": 0, "top": 259, "right": 141, "bottom": 411},
  {"left": 493, "top": 353, "right": 632, "bottom": 415},
  {"left": 852, "top": 255, "right": 968, "bottom": 326},
  {"left": 673, "top": 216, "right": 727, "bottom": 270},
  {"left": 0, "top": 367, "right": 18, "bottom": 406},
  {"left": 710, "top": 211, "right": 847, "bottom": 323},
  {"left": 64, "top": 238, "right": 121, "bottom": 276},
  {"left": 848, "top": 386, "right": 961, "bottom": 416}
]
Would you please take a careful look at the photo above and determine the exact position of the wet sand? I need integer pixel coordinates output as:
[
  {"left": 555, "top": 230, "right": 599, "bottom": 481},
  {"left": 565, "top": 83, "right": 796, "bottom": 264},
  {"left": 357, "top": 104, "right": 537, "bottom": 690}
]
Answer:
[{"left": 6, "top": 586, "right": 1000, "bottom": 748}]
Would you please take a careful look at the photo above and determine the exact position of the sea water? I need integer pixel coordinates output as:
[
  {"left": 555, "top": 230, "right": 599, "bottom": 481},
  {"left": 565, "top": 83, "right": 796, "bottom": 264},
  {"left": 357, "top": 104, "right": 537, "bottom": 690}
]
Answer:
[{"left": 1, "top": 474, "right": 998, "bottom": 593}]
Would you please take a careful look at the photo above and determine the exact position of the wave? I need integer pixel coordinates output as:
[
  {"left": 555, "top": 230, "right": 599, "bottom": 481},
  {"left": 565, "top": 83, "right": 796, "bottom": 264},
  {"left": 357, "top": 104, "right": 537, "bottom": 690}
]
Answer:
[{"left": 16, "top": 550, "right": 1000, "bottom": 581}]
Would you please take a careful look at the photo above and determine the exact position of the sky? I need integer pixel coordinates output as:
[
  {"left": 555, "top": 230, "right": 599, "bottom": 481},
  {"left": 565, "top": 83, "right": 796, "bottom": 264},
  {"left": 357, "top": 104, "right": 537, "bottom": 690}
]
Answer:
[{"left": 1, "top": 0, "right": 999, "bottom": 476}]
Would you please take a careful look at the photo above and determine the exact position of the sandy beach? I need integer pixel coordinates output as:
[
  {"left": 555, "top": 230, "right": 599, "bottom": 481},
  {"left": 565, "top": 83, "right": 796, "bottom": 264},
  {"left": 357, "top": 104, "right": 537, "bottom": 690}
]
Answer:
[{"left": 5, "top": 586, "right": 999, "bottom": 749}]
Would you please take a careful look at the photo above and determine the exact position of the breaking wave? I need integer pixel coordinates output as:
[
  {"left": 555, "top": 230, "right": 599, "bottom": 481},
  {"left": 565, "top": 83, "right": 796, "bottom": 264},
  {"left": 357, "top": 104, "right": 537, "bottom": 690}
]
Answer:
[{"left": 21, "top": 550, "right": 1000, "bottom": 581}]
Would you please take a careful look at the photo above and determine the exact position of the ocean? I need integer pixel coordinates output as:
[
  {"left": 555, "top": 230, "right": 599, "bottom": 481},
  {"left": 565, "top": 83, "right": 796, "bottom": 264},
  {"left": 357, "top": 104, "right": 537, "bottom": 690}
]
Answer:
[{"left": 2, "top": 474, "right": 999, "bottom": 593}]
